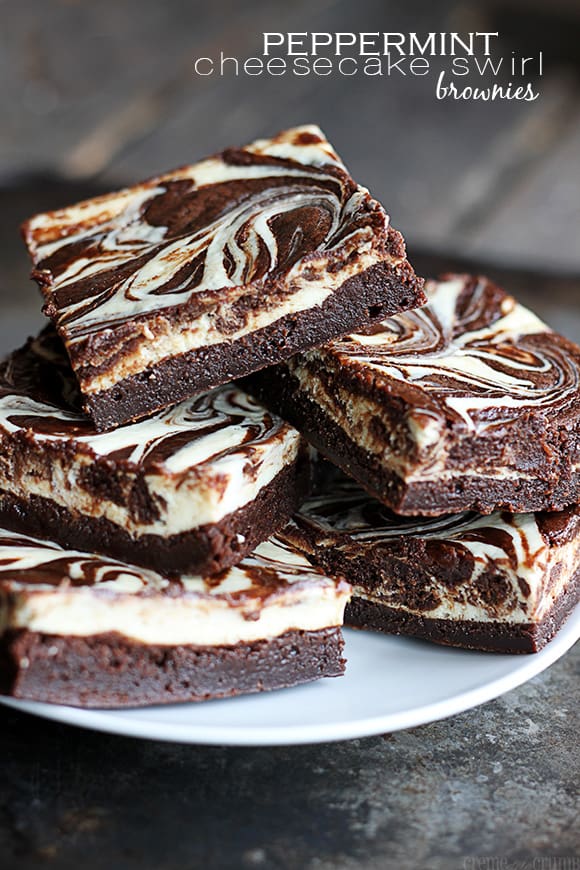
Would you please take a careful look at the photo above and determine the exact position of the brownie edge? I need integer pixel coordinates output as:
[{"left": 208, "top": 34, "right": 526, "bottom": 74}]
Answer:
[
  {"left": 0, "top": 627, "right": 346, "bottom": 708},
  {"left": 83, "top": 254, "right": 424, "bottom": 431},
  {"left": 346, "top": 564, "right": 580, "bottom": 654}
]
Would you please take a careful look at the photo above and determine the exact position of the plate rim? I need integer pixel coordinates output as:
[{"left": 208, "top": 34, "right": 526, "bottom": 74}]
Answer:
[{"left": 1, "top": 607, "right": 578, "bottom": 746}]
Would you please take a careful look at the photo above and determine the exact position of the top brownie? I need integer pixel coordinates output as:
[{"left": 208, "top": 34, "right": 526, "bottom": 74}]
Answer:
[
  {"left": 243, "top": 274, "right": 580, "bottom": 515},
  {"left": 22, "top": 125, "right": 424, "bottom": 431}
]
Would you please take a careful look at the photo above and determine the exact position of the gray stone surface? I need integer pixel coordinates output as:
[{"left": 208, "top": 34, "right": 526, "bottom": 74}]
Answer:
[
  {"left": 0, "top": 643, "right": 578, "bottom": 870},
  {"left": 0, "top": 3, "right": 579, "bottom": 865}
]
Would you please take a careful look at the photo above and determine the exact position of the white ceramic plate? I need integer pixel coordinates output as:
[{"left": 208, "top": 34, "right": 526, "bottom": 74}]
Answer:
[{"left": 1, "top": 607, "right": 578, "bottom": 746}]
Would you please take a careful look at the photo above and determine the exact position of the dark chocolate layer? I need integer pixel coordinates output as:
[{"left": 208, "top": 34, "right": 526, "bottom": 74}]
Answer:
[
  {"left": 282, "top": 469, "right": 580, "bottom": 654},
  {"left": 0, "top": 627, "right": 345, "bottom": 708}
]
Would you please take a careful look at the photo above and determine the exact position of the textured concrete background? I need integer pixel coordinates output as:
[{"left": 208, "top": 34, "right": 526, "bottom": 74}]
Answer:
[
  {"left": 2, "top": 0, "right": 580, "bottom": 273},
  {"left": 1, "top": 645, "right": 578, "bottom": 870},
  {"left": 0, "top": 1, "right": 579, "bottom": 867}
]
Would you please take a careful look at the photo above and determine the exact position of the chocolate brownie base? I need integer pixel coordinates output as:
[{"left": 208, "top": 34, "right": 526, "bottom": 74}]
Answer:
[
  {"left": 84, "top": 257, "right": 423, "bottom": 431},
  {"left": 242, "top": 365, "right": 580, "bottom": 515},
  {"left": 346, "top": 565, "right": 580, "bottom": 653},
  {"left": 0, "top": 461, "right": 307, "bottom": 577},
  {"left": 0, "top": 627, "right": 346, "bottom": 708}
]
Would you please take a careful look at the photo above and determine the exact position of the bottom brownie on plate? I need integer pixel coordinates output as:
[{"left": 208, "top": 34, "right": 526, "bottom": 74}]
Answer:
[
  {"left": 0, "top": 529, "right": 349, "bottom": 708},
  {"left": 283, "top": 470, "right": 580, "bottom": 653}
]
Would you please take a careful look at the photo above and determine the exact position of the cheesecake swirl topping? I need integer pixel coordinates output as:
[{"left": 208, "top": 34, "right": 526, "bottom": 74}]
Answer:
[
  {"left": 25, "top": 125, "right": 387, "bottom": 345},
  {"left": 336, "top": 275, "right": 580, "bottom": 431},
  {"left": 294, "top": 477, "right": 549, "bottom": 578},
  {"left": 0, "top": 531, "right": 332, "bottom": 597}
]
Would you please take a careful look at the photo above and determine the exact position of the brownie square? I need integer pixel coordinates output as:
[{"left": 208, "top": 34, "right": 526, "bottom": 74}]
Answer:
[
  {"left": 0, "top": 328, "right": 307, "bottom": 576},
  {"left": 0, "top": 529, "right": 349, "bottom": 707},
  {"left": 282, "top": 468, "right": 580, "bottom": 653},
  {"left": 22, "top": 125, "right": 425, "bottom": 431},
  {"left": 245, "top": 274, "right": 580, "bottom": 515}
]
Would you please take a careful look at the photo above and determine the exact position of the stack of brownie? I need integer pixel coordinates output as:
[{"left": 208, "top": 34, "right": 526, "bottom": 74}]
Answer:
[
  {"left": 247, "top": 273, "right": 580, "bottom": 653},
  {"left": 0, "top": 125, "right": 578, "bottom": 709}
]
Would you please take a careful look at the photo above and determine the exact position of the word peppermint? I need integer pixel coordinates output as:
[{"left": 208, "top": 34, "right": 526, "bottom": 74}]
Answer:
[{"left": 262, "top": 32, "right": 499, "bottom": 57}]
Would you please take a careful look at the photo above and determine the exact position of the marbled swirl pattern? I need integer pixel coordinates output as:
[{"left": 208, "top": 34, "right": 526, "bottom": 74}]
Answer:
[
  {"left": 296, "top": 476, "right": 547, "bottom": 577},
  {"left": 0, "top": 529, "right": 329, "bottom": 598},
  {"left": 334, "top": 275, "right": 580, "bottom": 431},
  {"left": 290, "top": 473, "right": 580, "bottom": 624},
  {"left": 24, "top": 125, "right": 386, "bottom": 346}
]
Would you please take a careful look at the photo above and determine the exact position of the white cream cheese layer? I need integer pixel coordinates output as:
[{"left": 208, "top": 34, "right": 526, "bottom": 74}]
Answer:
[
  {"left": 0, "top": 384, "right": 302, "bottom": 536},
  {"left": 84, "top": 243, "right": 385, "bottom": 395},
  {"left": 0, "top": 534, "right": 350, "bottom": 646},
  {"left": 329, "top": 276, "right": 578, "bottom": 436}
]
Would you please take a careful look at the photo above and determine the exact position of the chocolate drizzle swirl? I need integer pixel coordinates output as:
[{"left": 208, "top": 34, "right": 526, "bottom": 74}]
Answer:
[
  {"left": 0, "top": 528, "right": 338, "bottom": 601},
  {"left": 293, "top": 473, "right": 578, "bottom": 578}
]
